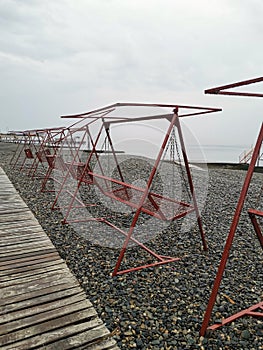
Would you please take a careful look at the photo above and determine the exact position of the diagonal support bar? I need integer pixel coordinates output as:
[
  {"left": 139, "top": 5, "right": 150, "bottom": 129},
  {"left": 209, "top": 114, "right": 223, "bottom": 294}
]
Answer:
[{"left": 200, "top": 123, "right": 263, "bottom": 336}]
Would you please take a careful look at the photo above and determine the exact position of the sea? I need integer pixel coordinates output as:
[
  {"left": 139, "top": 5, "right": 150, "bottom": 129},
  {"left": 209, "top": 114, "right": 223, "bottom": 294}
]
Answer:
[{"left": 186, "top": 144, "right": 258, "bottom": 164}]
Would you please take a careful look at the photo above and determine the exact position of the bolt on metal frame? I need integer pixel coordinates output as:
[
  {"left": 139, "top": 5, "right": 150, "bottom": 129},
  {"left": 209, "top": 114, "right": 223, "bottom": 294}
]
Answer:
[
  {"left": 57, "top": 102, "right": 221, "bottom": 276},
  {"left": 200, "top": 77, "right": 263, "bottom": 336}
]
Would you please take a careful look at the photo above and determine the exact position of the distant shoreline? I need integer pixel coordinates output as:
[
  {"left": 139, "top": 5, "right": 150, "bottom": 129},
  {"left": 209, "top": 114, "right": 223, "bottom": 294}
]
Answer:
[
  {"left": 200, "top": 162, "right": 263, "bottom": 173},
  {"left": 1, "top": 141, "right": 262, "bottom": 172}
]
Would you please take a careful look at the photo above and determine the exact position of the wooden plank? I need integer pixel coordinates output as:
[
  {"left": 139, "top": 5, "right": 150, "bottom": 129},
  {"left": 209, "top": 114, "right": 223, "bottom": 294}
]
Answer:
[
  {"left": 0, "top": 223, "right": 44, "bottom": 231},
  {"left": 0, "top": 240, "right": 54, "bottom": 252},
  {"left": 0, "top": 226, "right": 45, "bottom": 234},
  {"left": 0, "top": 218, "right": 37, "bottom": 226},
  {"left": 0, "top": 286, "right": 84, "bottom": 313},
  {"left": 0, "top": 247, "right": 57, "bottom": 260},
  {"left": 39, "top": 324, "right": 114, "bottom": 350},
  {"left": 0, "top": 222, "right": 43, "bottom": 230},
  {"left": 0, "top": 235, "right": 51, "bottom": 245},
  {"left": 0, "top": 290, "right": 88, "bottom": 322},
  {"left": 0, "top": 234, "right": 54, "bottom": 246},
  {"left": 0, "top": 262, "right": 64, "bottom": 279},
  {"left": 0, "top": 167, "right": 119, "bottom": 350},
  {"left": 0, "top": 227, "right": 46, "bottom": 236},
  {"left": 0, "top": 264, "right": 67, "bottom": 285},
  {"left": 0, "top": 300, "right": 97, "bottom": 334},
  {"left": 0, "top": 249, "right": 58, "bottom": 266},
  {"left": 0, "top": 252, "right": 59, "bottom": 266},
  {"left": 0, "top": 208, "right": 30, "bottom": 216},
  {"left": 0, "top": 189, "right": 16, "bottom": 194},
  {"left": 0, "top": 228, "right": 48, "bottom": 237},
  {"left": 0, "top": 204, "right": 28, "bottom": 211},
  {"left": 0, "top": 218, "right": 39, "bottom": 226},
  {"left": 0, "top": 233, "right": 47, "bottom": 241},
  {"left": 0, "top": 257, "right": 63, "bottom": 273},
  {"left": 0, "top": 212, "right": 31, "bottom": 219},
  {"left": 0, "top": 214, "right": 36, "bottom": 223},
  {"left": 0, "top": 273, "right": 78, "bottom": 299},
  {"left": 0, "top": 234, "right": 46, "bottom": 243},
  {"left": 0, "top": 240, "right": 54, "bottom": 253},
  {"left": 0, "top": 321, "right": 107, "bottom": 350},
  {"left": 0, "top": 303, "right": 102, "bottom": 344}
]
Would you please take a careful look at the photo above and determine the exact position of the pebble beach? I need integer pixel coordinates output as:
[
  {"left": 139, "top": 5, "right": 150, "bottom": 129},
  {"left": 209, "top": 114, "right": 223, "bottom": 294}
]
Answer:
[{"left": 0, "top": 142, "right": 262, "bottom": 350}]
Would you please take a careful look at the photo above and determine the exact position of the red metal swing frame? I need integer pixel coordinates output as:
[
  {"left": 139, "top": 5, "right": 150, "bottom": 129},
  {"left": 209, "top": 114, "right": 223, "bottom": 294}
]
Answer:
[
  {"left": 9, "top": 131, "right": 28, "bottom": 166},
  {"left": 46, "top": 129, "right": 94, "bottom": 213},
  {"left": 10, "top": 127, "right": 65, "bottom": 178},
  {"left": 10, "top": 130, "right": 42, "bottom": 171},
  {"left": 39, "top": 126, "right": 79, "bottom": 193},
  {"left": 46, "top": 120, "right": 100, "bottom": 206},
  {"left": 200, "top": 77, "right": 263, "bottom": 336},
  {"left": 28, "top": 127, "right": 66, "bottom": 179},
  {"left": 57, "top": 102, "right": 221, "bottom": 276}
]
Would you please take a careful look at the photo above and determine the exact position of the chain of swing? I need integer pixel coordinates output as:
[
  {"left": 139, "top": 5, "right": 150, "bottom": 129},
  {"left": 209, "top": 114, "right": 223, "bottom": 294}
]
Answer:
[
  {"left": 97, "top": 123, "right": 193, "bottom": 203},
  {"left": 168, "top": 126, "right": 191, "bottom": 201}
]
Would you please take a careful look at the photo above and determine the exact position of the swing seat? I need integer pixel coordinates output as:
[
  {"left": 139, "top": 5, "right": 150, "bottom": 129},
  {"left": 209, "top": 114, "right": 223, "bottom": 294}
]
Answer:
[
  {"left": 46, "top": 154, "right": 68, "bottom": 171},
  {"left": 45, "top": 155, "right": 93, "bottom": 184},
  {"left": 248, "top": 208, "right": 263, "bottom": 248},
  {"left": 24, "top": 148, "right": 34, "bottom": 159},
  {"left": 65, "top": 161, "right": 93, "bottom": 184},
  {"left": 89, "top": 171, "right": 195, "bottom": 221},
  {"left": 36, "top": 149, "right": 51, "bottom": 163}
]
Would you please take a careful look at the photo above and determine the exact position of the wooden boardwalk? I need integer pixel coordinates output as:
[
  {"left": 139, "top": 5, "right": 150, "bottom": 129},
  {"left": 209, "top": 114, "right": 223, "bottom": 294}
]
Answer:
[{"left": 0, "top": 167, "right": 119, "bottom": 350}]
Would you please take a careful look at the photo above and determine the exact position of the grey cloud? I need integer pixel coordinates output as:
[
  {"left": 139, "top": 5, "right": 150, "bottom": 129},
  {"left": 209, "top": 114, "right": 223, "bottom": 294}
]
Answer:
[{"left": 0, "top": 0, "right": 262, "bottom": 147}]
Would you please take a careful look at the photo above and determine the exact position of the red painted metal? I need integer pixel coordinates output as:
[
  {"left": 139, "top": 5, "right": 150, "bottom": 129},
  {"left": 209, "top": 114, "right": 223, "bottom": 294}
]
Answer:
[
  {"left": 50, "top": 124, "right": 98, "bottom": 210},
  {"left": 84, "top": 172, "right": 194, "bottom": 220},
  {"left": 200, "top": 77, "right": 263, "bottom": 335},
  {"left": 60, "top": 102, "right": 221, "bottom": 119},
  {"left": 56, "top": 103, "right": 221, "bottom": 276},
  {"left": 28, "top": 127, "right": 67, "bottom": 179},
  {"left": 208, "top": 302, "right": 263, "bottom": 331},
  {"left": 205, "top": 76, "right": 263, "bottom": 97},
  {"left": 248, "top": 208, "right": 263, "bottom": 249},
  {"left": 112, "top": 111, "right": 182, "bottom": 276},
  {"left": 200, "top": 123, "right": 263, "bottom": 335},
  {"left": 18, "top": 131, "right": 43, "bottom": 172},
  {"left": 39, "top": 127, "right": 77, "bottom": 193},
  {"left": 9, "top": 132, "right": 25, "bottom": 166},
  {"left": 10, "top": 127, "right": 66, "bottom": 179},
  {"left": 175, "top": 117, "right": 208, "bottom": 251}
]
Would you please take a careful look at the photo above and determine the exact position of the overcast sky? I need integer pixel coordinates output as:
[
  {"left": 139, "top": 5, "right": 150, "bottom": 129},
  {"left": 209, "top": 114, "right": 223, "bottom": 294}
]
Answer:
[{"left": 0, "top": 0, "right": 263, "bottom": 148}]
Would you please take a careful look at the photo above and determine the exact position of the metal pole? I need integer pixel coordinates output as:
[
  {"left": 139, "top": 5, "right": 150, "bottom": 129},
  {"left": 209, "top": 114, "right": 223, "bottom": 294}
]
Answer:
[
  {"left": 175, "top": 117, "right": 208, "bottom": 251},
  {"left": 200, "top": 122, "right": 263, "bottom": 336},
  {"left": 112, "top": 111, "right": 179, "bottom": 276}
]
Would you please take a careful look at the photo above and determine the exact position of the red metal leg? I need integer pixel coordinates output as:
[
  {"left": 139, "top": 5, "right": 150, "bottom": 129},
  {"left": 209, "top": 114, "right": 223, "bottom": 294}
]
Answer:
[
  {"left": 175, "top": 117, "right": 207, "bottom": 251},
  {"left": 208, "top": 302, "right": 263, "bottom": 331},
  {"left": 248, "top": 209, "right": 263, "bottom": 249},
  {"left": 200, "top": 123, "right": 263, "bottom": 336},
  {"left": 112, "top": 112, "right": 179, "bottom": 276}
]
